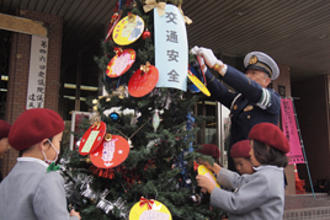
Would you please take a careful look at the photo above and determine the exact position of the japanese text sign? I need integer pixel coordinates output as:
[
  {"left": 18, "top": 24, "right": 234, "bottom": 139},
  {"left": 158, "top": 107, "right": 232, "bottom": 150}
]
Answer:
[
  {"left": 26, "top": 35, "right": 48, "bottom": 109},
  {"left": 154, "top": 4, "right": 188, "bottom": 91},
  {"left": 281, "top": 98, "right": 305, "bottom": 164}
]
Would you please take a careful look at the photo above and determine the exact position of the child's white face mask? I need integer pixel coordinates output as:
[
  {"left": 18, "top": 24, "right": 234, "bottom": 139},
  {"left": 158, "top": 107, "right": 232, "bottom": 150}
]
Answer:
[{"left": 42, "top": 139, "right": 60, "bottom": 164}]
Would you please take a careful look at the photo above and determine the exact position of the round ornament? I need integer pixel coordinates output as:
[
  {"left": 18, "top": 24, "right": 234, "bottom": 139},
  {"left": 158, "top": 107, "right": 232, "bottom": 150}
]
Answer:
[
  {"left": 79, "top": 121, "right": 106, "bottom": 156},
  {"left": 128, "top": 64, "right": 159, "bottom": 97},
  {"left": 129, "top": 197, "right": 172, "bottom": 220},
  {"left": 90, "top": 135, "right": 130, "bottom": 169},
  {"left": 112, "top": 13, "right": 145, "bottom": 46},
  {"left": 109, "top": 112, "right": 120, "bottom": 121},
  {"left": 197, "top": 165, "right": 220, "bottom": 188},
  {"left": 106, "top": 48, "right": 136, "bottom": 78},
  {"left": 187, "top": 70, "right": 211, "bottom": 97},
  {"left": 142, "top": 29, "right": 151, "bottom": 40}
]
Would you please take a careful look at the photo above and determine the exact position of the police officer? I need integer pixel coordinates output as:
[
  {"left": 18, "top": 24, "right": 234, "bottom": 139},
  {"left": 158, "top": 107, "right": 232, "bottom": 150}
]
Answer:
[{"left": 191, "top": 46, "right": 281, "bottom": 171}]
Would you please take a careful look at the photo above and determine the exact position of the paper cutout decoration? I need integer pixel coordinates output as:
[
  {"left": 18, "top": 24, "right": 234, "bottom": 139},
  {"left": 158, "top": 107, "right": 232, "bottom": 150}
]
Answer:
[
  {"left": 197, "top": 165, "right": 220, "bottom": 188},
  {"left": 90, "top": 135, "right": 130, "bottom": 169},
  {"left": 106, "top": 48, "right": 136, "bottom": 78},
  {"left": 105, "top": 12, "right": 122, "bottom": 42},
  {"left": 112, "top": 13, "right": 145, "bottom": 46},
  {"left": 129, "top": 197, "right": 172, "bottom": 220},
  {"left": 128, "top": 64, "right": 159, "bottom": 97},
  {"left": 79, "top": 121, "right": 106, "bottom": 156},
  {"left": 187, "top": 70, "right": 211, "bottom": 97},
  {"left": 188, "top": 65, "right": 203, "bottom": 93}
]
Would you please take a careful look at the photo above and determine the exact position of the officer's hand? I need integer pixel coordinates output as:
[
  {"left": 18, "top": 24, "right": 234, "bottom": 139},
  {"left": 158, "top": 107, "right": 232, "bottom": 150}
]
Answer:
[
  {"left": 197, "top": 47, "right": 223, "bottom": 68},
  {"left": 190, "top": 46, "right": 207, "bottom": 73},
  {"left": 190, "top": 46, "right": 200, "bottom": 55}
]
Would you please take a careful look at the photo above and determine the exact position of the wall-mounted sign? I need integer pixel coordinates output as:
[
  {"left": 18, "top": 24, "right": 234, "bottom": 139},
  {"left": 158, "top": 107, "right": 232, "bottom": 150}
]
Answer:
[{"left": 26, "top": 35, "right": 48, "bottom": 109}]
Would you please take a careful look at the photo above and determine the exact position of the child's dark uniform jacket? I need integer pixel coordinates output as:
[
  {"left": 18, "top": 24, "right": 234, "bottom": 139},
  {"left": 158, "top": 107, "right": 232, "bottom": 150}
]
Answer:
[
  {"left": 211, "top": 165, "right": 285, "bottom": 220},
  {"left": 0, "top": 157, "right": 78, "bottom": 220}
]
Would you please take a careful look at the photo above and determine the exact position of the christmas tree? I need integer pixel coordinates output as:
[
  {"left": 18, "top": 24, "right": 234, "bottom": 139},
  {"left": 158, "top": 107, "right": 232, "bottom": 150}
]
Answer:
[{"left": 60, "top": 0, "right": 222, "bottom": 219}]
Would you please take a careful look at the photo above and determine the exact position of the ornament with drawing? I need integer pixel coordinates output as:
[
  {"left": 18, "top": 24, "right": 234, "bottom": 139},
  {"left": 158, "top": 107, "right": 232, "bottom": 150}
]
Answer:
[
  {"left": 90, "top": 135, "right": 130, "bottom": 169},
  {"left": 106, "top": 48, "right": 136, "bottom": 78},
  {"left": 79, "top": 121, "right": 106, "bottom": 156},
  {"left": 129, "top": 199, "right": 172, "bottom": 220},
  {"left": 197, "top": 165, "right": 220, "bottom": 188},
  {"left": 112, "top": 14, "right": 145, "bottom": 46}
]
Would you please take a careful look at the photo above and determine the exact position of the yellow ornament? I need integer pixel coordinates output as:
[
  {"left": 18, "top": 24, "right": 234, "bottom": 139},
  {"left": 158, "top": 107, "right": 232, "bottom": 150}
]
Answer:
[
  {"left": 197, "top": 165, "right": 220, "bottom": 188},
  {"left": 129, "top": 197, "right": 172, "bottom": 220},
  {"left": 187, "top": 70, "right": 211, "bottom": 97},
  {"left": 112, "top": 14, "right": 145, "bottom": 46}
]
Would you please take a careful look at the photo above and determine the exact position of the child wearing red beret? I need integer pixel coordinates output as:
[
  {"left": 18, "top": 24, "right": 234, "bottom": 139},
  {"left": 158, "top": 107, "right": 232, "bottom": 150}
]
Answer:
[
  {"left": 196, "top": 122, "right": 289, "bottom": 220},
  {"left": 198, "top": 143, "right": 221, "bottom": 164},
  {"left": 230, "top": 140, "right": 254, "bottom": 175},
  {"left": 0, "top": 108, "right": 81, "bottom": 220}
]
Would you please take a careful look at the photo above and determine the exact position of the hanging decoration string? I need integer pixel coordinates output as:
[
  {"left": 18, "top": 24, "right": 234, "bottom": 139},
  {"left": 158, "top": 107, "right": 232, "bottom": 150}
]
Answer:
[{"left": 110, "top": 117, "right": 152, "bottom": 140}]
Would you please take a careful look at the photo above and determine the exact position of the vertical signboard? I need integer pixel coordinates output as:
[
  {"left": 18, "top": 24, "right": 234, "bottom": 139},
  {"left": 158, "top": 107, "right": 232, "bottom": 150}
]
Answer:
[
  {"left": 154, "top": 4, "right": 188, "bottom": 91},
  {"left": 281, "top": 98, "right": 305, "bottom": 164},
  {"left": 26, "top": 35, "right": 48, "bottom": 109}
]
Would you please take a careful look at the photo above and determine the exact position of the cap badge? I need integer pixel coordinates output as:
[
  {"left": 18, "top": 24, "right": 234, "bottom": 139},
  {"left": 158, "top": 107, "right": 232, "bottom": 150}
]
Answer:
[{"left": 249, "top": 55, "right": 258, "bottom": 65}]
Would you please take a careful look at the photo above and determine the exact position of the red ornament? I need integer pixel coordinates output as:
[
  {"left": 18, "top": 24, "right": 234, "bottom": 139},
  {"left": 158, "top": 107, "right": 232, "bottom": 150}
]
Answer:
[
  {"left": 89, "top": 135, "right": 130, "bottom": 169},
  {"left": 78, "top": 121, "right": 106, "bottom": 156},
  {"left": 142, "top": 29, "right": 151, "bottom": 40},
  {"left": 128, "top": 63, "right": 159, "bottom": 97}
]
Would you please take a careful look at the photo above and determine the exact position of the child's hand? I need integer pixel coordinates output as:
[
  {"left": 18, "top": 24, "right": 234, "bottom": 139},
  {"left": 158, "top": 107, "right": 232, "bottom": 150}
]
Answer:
[
  {"left": 198, "top": 160, "right": 221, "bottom": 175},
  {"left": 70, "top": 209, "right": 81, "bottom": 219},
  {"left": 212, "top": 163, "right": 221, "bottom": 175},
  {"left": 196, "top": 174, "right": 217, "bottom": 194}
]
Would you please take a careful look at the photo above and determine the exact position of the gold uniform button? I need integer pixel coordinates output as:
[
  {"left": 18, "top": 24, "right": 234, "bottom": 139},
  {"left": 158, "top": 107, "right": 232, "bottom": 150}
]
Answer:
[
  {"left": 233, "top": 105, "right": 238, "bottom": 110},
  {"left": 243, "top": 105, "right": 254, "bottom": 112},
  {"left": 247, "top": 115, "right": 251, "bottom": 119}
]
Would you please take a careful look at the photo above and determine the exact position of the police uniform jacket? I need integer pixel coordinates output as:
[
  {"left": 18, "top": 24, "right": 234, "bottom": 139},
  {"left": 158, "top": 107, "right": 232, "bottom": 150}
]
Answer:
[
  {"left": 0, "top": 157, "right": 78, "bottom": 220},
  {"left": 205, "top": 65, "right": 281, "bottom": 146},
  {"left": 211, "top": 165, "right": 285, "bottom": 220}
]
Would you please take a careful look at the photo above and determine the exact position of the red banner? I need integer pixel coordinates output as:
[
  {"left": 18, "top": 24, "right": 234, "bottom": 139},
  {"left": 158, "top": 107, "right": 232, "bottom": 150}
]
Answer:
[{"left": 280, "top": 98, "right": 305, "bottom": 164}]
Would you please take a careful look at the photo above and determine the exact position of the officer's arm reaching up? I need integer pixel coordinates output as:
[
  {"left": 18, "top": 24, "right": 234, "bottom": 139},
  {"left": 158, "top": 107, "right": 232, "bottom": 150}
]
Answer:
[
  {"left": 191, "top": 46, "right": 280, "bottom": 114},
  {"left": 190, "top": 46, "right": 228, "bottom": 77}
]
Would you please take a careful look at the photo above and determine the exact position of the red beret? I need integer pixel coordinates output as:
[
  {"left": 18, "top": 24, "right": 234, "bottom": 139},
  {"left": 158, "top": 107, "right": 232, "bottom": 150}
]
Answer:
[
  {"left": 248, "top": 123, "right": 290, "bottom": 153},
  {"left": 8, "top": 108, "right": 64, "bottom": 151},
  {"left": 230, "top": 140, "right": 251, "bottom": 158},
  {"left": 198, "top": 144, "right": 220, "bottom": 161},
  {"left": 0, "top": 120, "right": 11, "bottom": 139}
]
